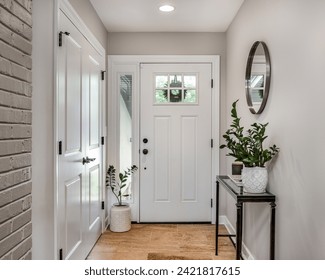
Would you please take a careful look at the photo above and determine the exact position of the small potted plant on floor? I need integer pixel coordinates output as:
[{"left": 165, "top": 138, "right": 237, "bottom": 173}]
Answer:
[
  {"left": 220, "top": 100, "right": 279, "bottom": 193},
  {"left": 106, "top": 165, "right": 138, "bottom": 232}
]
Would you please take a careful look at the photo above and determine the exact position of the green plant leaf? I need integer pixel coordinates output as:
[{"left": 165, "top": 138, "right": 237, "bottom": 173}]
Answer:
[
  {"left": 219, "top": 99, "right": 279, "bottom": 167},
  {"left": 106, "top": 164, "right": 138, "bottom": 204}
]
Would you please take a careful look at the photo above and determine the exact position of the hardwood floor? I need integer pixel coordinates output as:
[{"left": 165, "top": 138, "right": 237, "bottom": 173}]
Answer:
[{"left": 87, "top": 224, "right": 236, "bottom": 260}]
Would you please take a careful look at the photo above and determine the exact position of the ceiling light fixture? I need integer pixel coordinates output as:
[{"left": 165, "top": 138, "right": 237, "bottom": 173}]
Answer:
[{"left": 159, "top": 5, "right": 175, "bottom": 12}]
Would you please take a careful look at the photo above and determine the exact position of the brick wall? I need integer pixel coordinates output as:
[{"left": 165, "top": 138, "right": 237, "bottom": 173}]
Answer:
[{"left": 0, "top": 0, "right": 32, "bottom": 260}]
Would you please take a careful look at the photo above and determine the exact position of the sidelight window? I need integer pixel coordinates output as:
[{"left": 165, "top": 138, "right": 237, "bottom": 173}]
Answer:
[{"left": 119, "top": 74, "right": 133, "bottom": 199}]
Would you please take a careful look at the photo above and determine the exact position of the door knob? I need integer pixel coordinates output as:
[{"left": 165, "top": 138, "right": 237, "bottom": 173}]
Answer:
[{"left": 142, "top": 149, "right": 149, "bottom": 155}]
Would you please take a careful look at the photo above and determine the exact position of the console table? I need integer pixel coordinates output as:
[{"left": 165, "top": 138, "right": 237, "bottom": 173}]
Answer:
[{"left": 216, "top": 175, "right": 276, "bottom": 260}]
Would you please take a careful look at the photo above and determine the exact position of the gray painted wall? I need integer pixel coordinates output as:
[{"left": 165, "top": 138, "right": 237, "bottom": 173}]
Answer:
[
  {"left": 226, "top": 0, "right": 325, "bottom": 259},
  {"left": 108, "top": 32, "right": 225, "bottom": 56}
]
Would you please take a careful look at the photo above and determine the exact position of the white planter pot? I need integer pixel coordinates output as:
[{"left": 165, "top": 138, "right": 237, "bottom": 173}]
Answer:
[
  {"left": 241, "top": 166, "right": 268, "bottom": 193},
  {"left": 110, "top": 204, "right": 131, "bottom": 232}
]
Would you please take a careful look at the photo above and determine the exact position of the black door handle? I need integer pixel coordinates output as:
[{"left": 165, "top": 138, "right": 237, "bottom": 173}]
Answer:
[
  {"left": 82, "top": 156, "right": 96, "bottom": 165},
  {"left": 143, "top": 149, "right": 148, "bottom": 155},
  {"left": 87, "top": 157, "right": 96, "bottom": 162}
]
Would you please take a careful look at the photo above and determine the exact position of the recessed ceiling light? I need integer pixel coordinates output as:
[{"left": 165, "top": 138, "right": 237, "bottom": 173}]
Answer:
[{"left": 159, "top": 5, "right": 175, "bottom": 12}]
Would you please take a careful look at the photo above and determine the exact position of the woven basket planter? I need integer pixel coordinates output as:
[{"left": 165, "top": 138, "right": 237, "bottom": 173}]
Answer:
[{"left": 110, "top": 204, "right": 131, "bottom": 232}]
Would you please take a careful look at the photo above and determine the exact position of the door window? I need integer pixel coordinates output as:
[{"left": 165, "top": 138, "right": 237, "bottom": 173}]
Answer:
[{"left": 155, "top": 74, "right": 197, "bottom": 104}]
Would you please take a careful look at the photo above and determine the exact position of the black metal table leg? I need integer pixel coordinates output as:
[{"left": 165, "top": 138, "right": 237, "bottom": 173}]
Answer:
[
  {"left": 270, "top": 202, "right": 276, "bottom": 260},
  {"left": 215, "top": 181, "right": 219, "bottom": 255},
  {"left": 216, "top": 176, "right": 276, "bottom": 261},
  {"left": 236, "top": 202, "right": 243, "bottom": 260}
]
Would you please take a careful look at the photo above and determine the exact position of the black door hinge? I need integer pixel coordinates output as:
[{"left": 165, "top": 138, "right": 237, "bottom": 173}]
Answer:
[
  {"left": 59, "top": 248, "right": 63, "bottom": 260},
  {"left": 59, "top": 31, "right": 70, "bottom": 47},
  {"left": 211, "top": 79, "right": 214, "bottom": 88},
  {"left": 211, "top": 198, "right": 213, "bottom": 208},
  {"left": 211, "top": 139, "right": 214, "bottom": 148},
  {"left": 101, "top": 201, "right": 105, "bottom": 210},
  {"left": 101, "top": 136, "right": 105, "bottom": 145},
  {"left": 101, "top": 71, "right": 106, "bottom": 81},
  {"left": 58, "top": 141, "right": 62, "bottom": 155}
]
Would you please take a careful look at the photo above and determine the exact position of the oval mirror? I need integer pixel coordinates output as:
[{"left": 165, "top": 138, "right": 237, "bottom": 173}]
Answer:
[{"left": 245, "top": 41, "right": 271, "bottom": 114}]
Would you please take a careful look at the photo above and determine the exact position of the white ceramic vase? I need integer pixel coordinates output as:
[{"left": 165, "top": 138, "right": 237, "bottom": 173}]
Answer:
[
  {"left": 241, "top": 166, "right": 268, "bottom": 193},
  {"left": 110, "top": 204, "right": 131, "bottom": 232}
]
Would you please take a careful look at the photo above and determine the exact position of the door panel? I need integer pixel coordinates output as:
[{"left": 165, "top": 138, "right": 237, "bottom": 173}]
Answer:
[
  {"left": 140, "top": 63, "right": 212, "bottom": 222},
  {"left": 82, "top": 41, "right": 102, "bottom": 256},
  {"left": 154, "top": 116, "right": 171, "bottom": 202},
  {"left": 58, "top": 10, "right": 103, "bottom": 260},
  {"left": 89, "top": 165, "right": 100, "bottom": 229},
  {"left": 89, "top": 55, "right": 100, "bottom": 148},
  {"left": 58, "top": 12, "right": 85, "bottom": 260},
  {"left": 181, "top": 116, "right": 198, "bottom": 202},
  {"left": 65, "top": 176, "right": 82, "bottom": 257},
  {"left": 66, "top": 38, "right": 82, "bottom": 153}
]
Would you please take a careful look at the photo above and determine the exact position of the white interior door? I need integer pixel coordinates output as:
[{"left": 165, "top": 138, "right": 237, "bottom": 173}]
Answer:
[
  {"left": 140, "top": 63, "right": 212, "bottom": 222},
  {"left": 57, "top": 11, "right": 103, "bottom": 260},
  {"left": 82, "top": 37, "right": 103, "bottom": 258}
]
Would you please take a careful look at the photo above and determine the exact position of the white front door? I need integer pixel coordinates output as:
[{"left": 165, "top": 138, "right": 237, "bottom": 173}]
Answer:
[
  {"left": 57, "top": 11, "right": 103, "bottom": 260},
  {"left": 140, "top": 63, "right": 212, "bottom": 222}
]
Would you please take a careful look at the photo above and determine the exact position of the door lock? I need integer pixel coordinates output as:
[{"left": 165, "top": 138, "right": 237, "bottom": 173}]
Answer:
[{"left": 142, "top": 149, "right": 149, "bottom": 155}]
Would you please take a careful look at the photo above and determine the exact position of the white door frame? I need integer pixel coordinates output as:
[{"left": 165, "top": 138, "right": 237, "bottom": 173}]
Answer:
[
  {"left": 108, "top": 55, "right": 220, "bottom": 224},
  {"left": 54, "top": 0, "right": 106, "bottom": 259}
]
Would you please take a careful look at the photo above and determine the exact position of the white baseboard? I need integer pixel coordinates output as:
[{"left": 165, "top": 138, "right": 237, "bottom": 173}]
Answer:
[{"left": 219, "top": 215, "right": 255, "bottom": 260}]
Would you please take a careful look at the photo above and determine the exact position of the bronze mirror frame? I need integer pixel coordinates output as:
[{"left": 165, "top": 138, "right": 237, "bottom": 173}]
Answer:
[{"left": 245, "top": 41, "right": 271, "bottom": 114}]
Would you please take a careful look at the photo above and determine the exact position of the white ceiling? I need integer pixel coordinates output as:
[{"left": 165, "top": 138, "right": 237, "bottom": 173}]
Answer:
[{"left": 89, "top": 0, "right": 244, "bottom": 32}]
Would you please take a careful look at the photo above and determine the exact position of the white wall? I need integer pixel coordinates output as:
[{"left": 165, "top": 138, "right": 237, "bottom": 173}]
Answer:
[{"left": 226, "top": 0, "right": 325, "bottom": 259}]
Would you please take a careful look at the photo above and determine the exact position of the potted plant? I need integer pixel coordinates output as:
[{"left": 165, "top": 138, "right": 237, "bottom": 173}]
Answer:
[
  {"left": 220, "top": 100, "right": 279, "bottom": 193},
  {"left": 106, "top": 165, "right": 138, "bottom": 232}
]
